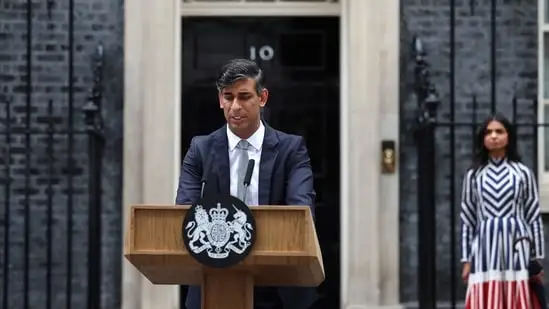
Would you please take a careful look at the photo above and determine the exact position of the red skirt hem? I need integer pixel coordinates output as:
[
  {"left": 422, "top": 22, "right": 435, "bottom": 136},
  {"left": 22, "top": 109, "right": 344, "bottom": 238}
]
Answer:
[{"left": 465, "top": 280, "right": 541, "bottom": 309}]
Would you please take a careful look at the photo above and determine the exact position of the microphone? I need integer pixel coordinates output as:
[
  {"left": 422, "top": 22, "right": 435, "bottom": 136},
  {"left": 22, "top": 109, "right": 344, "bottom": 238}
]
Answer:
[
  {"left": 200, "top": 155, "right": 214, "bottom": 199},
  {"left": 200, "top": 175, "right": 207, "bottom": 199},
  {"left": 242, "top": 159, "right": 255, "bottom": 204}
]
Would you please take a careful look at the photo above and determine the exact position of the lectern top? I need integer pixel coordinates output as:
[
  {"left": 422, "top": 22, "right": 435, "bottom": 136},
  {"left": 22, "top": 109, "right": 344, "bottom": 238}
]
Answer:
[{"left": 124, "top": 204, "right": 324, "bottom": 286}]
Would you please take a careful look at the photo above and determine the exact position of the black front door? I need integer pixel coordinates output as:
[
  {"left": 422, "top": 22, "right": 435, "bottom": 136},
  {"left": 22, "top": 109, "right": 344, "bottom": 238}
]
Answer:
[{"left": 181, "top": 16, "right": 340, "bottom": 309}]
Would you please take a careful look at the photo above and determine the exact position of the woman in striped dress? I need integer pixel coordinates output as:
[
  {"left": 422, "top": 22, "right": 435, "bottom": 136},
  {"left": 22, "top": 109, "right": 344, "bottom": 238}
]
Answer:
[{"left": 461, "top": 114, "right": 545, "bottom": 309}]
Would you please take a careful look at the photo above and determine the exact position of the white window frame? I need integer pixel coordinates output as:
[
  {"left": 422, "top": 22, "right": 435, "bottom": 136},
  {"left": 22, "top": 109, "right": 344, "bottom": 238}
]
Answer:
[{"left": 537, "top": 0, "right": 549, "bottom": 212}]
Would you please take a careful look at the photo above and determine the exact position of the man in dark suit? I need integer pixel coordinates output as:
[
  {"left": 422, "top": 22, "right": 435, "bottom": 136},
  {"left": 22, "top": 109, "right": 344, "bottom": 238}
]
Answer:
[{"left": 175, "top": 58, "right": 318, "bottom": 309}]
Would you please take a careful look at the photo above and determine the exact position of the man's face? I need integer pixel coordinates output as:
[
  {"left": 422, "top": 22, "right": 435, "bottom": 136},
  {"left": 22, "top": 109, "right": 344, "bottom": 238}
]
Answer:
[{"left": 219, "top": 78, "right": 268, "bottom": 138}]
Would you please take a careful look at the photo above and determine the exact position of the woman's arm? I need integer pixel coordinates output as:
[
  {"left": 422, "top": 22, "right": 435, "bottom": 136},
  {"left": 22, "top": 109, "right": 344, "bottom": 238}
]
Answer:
[
  {"left": 460, "top": 169, "right": 477, "bottom": 262},
  {"left": 523, "top": 167, "right": 545, "bottom": 260}
]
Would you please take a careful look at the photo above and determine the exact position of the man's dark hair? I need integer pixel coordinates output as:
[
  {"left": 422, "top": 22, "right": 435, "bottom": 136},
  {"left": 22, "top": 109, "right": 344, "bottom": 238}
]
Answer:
[{"left": 216, "top": 59, "right": 265, "bottom": 94}]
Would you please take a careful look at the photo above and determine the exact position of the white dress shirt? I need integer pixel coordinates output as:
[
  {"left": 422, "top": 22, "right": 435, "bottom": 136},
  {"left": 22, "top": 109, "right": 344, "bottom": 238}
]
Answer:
[{"left": 226, "top": 122, "right": 265, "bottom": 206}]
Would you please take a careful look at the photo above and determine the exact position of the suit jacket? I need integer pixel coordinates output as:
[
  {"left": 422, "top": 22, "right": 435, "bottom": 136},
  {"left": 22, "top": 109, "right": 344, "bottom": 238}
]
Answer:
[{"left": 176, "top": 123, "right": 318, "bottom": 309}]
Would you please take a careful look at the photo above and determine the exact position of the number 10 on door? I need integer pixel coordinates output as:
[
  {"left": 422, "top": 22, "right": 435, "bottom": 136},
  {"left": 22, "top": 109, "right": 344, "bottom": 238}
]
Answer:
[{"left": 249, "top": 45, "right": 274, "bottom": 61}]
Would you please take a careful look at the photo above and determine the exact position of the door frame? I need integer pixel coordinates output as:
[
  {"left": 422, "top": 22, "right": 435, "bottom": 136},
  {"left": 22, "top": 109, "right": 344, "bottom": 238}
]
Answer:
[
  {"left": 181, "top": 10, "right": 342, "bottom": 307},
  {"left": 123, "top": 1, "right": 401, "bottom": 309},
  {"left": 181, "top": 1, "right": 340, "bottom": 16},
  {"left": 181, "top": 4, "right": 344, "bottom": 307}
]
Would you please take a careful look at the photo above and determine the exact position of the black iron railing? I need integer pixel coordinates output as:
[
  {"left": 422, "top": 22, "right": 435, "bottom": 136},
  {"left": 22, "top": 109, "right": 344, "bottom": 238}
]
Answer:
[
  {"left": 0, "top": 1, "right": 105, "bottom": 308},
  {"left": 413, "top": 0, "right": 545, "bottom": 307}
]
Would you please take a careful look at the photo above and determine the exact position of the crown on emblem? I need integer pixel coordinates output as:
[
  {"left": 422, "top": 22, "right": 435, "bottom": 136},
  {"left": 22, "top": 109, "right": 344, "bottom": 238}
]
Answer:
[{"left": 209, "top": 202, "right": 228, "bottom": 221}]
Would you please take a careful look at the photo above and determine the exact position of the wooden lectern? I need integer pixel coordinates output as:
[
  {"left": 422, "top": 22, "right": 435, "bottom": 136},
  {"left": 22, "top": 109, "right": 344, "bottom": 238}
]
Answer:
[{"left": 124, "top": 205, "right": 325, "bottom": 309}]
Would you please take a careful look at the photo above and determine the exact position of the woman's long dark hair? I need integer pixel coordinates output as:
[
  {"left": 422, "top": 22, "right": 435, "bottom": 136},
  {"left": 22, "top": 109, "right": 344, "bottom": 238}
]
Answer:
[{"left": 471, "top": 113, "right": 521, "bottom": 169}]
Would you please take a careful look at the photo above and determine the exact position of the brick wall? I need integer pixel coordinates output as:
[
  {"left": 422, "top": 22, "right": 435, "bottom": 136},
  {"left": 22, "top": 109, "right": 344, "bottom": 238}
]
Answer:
[
  {"left": 2, "top": 0, "right": 545, "bottom": 307},
  {"left": 0, "top": 0, "right": 123, "bottom": 308},
  {"left": 399, "top": 0, "right": 543, "bottom": 305}
]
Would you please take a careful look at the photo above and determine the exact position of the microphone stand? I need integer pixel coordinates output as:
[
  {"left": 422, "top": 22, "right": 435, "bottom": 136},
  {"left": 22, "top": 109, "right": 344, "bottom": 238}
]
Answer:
[{"left": 242, "top": 184, "right": 250, "bottom": 205}]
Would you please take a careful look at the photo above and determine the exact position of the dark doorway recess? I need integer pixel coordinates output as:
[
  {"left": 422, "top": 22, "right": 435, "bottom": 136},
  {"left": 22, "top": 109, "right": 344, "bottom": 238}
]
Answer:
[{"left": 180, "top": 16, "right": 340, "bottom": 309}]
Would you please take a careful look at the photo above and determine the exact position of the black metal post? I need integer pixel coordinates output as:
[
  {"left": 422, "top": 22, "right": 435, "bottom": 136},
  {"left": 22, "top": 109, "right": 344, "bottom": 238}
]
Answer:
[
  {"left": 414, "top": 37, "right": 440, "bottom": 309},
  {"left": 449, "top": 1, "right": 457, "bottom": 307},
  {"left": 85, "top": 44, "right": 104, "bottom": 309},
  {"left": 512, "top": 96, "right": 518, "bottom": 123},
  {"left": 66, "top": 0, "right": 75, "bottom": 306},
  {"left": 472, "top": 95, "right": 478, "bottom": 153},
  {"left": 24, "top": 2, "right": 33, "bottom": 308},
  {"left": 533, "top": 98, "right": 539, "bottom": 177},
  {"left": 490, "top": 0, "right": 497, "bottom": 112},
  {"left": 2, "top": 99, "right": 12, "bottom": 309},
  {"left": 46, "top": 99, "right": 54, "bottom": 309}
]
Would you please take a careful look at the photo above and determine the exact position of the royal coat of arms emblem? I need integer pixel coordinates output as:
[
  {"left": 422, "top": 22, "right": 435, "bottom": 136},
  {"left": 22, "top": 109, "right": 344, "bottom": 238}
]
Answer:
[{"left": 182, "top": 195, "right": 256, "bottom": 268}]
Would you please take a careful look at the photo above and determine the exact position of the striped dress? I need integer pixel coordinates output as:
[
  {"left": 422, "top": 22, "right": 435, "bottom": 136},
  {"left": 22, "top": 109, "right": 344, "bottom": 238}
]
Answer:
[{"left": 461, "top": 158, "right": 545, "bottom": 309}]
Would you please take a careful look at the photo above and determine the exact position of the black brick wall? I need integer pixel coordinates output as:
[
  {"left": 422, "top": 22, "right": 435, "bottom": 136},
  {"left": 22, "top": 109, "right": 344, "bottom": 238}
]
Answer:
[
  {"left": 399, "top": 0, "right": 547, "bottom": 306},
  {"left": 0, "top": 0, "right": 123, "bottom": 308},
  {"left": 2, "top": 0, "right": 547, "bottom": 308}
]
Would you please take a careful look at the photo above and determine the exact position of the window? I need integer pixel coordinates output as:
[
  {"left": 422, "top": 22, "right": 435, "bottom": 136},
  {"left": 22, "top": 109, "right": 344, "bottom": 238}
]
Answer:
[{"left": 537, "top": 0, "right": 549, "bottom": 211}]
